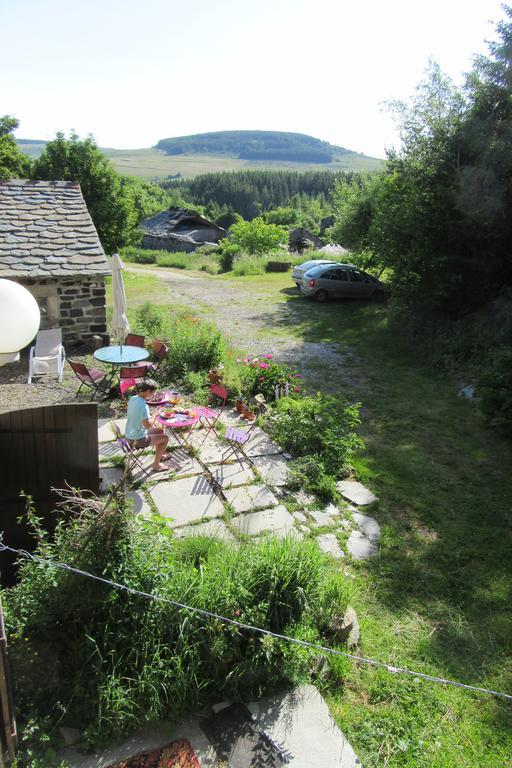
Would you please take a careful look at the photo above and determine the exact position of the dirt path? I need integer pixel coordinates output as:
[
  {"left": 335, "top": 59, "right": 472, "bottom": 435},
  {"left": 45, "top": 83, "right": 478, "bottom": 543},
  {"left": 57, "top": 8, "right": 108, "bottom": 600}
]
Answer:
[{"left": 129, "top": 266, "right": 361, "bottom": 392}]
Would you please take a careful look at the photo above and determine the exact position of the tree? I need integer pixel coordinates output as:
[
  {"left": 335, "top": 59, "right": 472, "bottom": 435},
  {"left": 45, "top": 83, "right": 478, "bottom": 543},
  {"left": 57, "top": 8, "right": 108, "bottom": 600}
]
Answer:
[
  {"left": 228, "top": 216, "right": 288, "bottom": 254},
  {"left": 32, "top": 132, "right": 132, "bottom": 253},
  {"left": 0, "top": 115, "right": 31, "bottom": 179}
]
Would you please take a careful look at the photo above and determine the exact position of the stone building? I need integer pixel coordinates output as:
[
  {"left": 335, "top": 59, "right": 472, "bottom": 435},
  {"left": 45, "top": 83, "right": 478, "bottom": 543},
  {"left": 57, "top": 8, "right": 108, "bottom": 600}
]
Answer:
[
  {"left": 0, "top": 179, "right": 110, "bottom": 345},
  {"left": 141, "top": 207, "right": 226, "bottom": 252}
]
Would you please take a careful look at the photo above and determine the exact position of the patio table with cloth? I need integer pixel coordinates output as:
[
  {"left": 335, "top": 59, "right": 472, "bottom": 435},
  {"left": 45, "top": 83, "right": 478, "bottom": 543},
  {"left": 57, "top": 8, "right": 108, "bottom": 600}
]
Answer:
[
  {"left": 94, "top": 345, "right": 150, "bottom": 392},
  {"left": 156, "top": 412, "right": 199, "bottom": 448}
]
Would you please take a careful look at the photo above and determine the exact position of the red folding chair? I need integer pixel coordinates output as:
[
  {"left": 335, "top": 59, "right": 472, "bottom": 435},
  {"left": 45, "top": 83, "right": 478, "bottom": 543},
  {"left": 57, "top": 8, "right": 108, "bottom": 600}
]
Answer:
[
  {"left": 120, "top": 377, "right": 138, "bottom": 399},
  {"left": 137, "top": 342, "right": 168, "bottom": 376},
  {"left": 195, "top": 383, "right": 228, "bottom": 444},
  {"left": 68, "top": 360, "right": 111, "bottom": 401},
  {"left": 125, "top": 333, "right": 146, "bottom": 348},
  {"left": 119, "top": 366, "right": 147, "bottom": 385}
]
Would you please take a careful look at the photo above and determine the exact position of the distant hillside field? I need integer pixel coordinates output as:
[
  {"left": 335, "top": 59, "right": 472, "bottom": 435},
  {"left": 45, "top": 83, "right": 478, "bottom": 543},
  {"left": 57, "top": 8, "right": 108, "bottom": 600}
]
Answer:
[{"left": 16, "top": 134, "right": 384, "bottom": 179}]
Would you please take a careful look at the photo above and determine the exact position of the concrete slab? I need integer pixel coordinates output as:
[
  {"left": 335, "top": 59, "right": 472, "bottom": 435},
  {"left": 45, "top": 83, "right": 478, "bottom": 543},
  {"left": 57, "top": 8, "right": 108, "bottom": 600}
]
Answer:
[
  {"left": 98, "top": 441, "right": 124, "bottom": 463},
  {"left": 174, "top": 519, "right": 237, "bottom": 543},
  {"left": 247, "top": 684, "right": 361, "bottom": 768},
  {"left": 244, "top": 427, "right": 283, "bottom": 458},
  {"left": 347, "top": 530, "right": 379, "bottom": 559},
  {"left": 352, "top": 512, "right": 381, "bottom": 542},
  {"left": 293, "top": 511, "right": 308, "bottom": 524},
  {"left": 252, "top": 454, "right": 289, "bottom": 487},
  {"left": 125, "top": 490, "right": 152, "bottom": 519},
  {"left": 57, "top": 718, "right": 218, "bottom": 768},
  {"left": 310, "top": 507, "right": 337, "bottom": 528},
  {"left": 316, "top": 533, "right": 345, "bottom": 559},
  {"left": 336, "top": 481, "right": 377, "bottom": 506},
  {"left": 232, "top": 505, "right": 296, "bottom": 538},
  {"left": 98, "top": 418, "right": 126, "bottom": 443},
  {"left": 293, "top": 489, "right": 317, "bottom": 507},
  {"left": 99, "top": 466, "right": 124, "bottom": 492},
  {"left": 224, "top": 484, "right": 279, "bottom": 514},
  {"left": 193, "top": 435, "right": 226, "bottom": 465},
  {"left": 210, "top": 462, "right": 255, "bottom": 488},
  {"left": 150, "top": 476, "right": 224, "bottom": 528}
]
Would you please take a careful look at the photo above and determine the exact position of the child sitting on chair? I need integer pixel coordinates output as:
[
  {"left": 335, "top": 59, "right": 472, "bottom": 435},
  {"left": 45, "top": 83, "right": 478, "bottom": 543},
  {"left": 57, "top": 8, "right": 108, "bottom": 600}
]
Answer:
[{"left": 125, "top": 380, "right": 169, "bottom": 473}]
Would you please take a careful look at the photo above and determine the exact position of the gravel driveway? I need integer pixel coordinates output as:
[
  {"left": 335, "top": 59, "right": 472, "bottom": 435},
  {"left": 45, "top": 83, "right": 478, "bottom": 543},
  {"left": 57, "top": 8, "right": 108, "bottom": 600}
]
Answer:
[{"left": 129, "top": 266, "right": 360, "bottom": 392}]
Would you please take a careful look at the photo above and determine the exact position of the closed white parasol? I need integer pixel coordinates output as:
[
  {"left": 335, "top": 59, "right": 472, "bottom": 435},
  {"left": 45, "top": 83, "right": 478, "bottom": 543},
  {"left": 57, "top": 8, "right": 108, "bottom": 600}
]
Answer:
[{"left": 110, "top": 253, "right": 130, "bottom": 347}]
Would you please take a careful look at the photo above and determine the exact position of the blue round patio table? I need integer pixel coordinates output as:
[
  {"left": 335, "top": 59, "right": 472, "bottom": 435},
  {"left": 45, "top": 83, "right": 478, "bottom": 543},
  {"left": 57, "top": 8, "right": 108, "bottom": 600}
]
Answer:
[{"left": 93, "top": 345, "right": 150, "bottom": 365}]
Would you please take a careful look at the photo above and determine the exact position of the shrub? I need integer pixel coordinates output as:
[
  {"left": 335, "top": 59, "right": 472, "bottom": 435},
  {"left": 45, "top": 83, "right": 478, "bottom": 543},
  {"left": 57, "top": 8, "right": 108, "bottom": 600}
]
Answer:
[
  {"left": 161, "top": 314, "right": 223, "bottom": 377},
  {"left": 229, "top": 217, "right": 287, "bottom": 254},
  {"left": 217, "top": 241, "right": 241, "bottom": 273},
  {"left": 4, "top": 492, "right": 349, "bottom": 747},
  {"left": 287, "top": 457, "right": 340, "bottom": 503},
  {"left": 265, "top": 393, "right": 363, "bottom": 475},
  {"left": 122, "top": 247, "right": 156, "bottom": 264},
  {"left": 478, "top": 347, "right": 512, "bottom": 433},
  {"left": 239, "top": 356, "right": 303, "bottom": 401},
  {"left": 232, "top": 256, "right": 266, "bottom": 276},
  {"left": 134, "top": 302, "right": 164, "bottom": 338}
]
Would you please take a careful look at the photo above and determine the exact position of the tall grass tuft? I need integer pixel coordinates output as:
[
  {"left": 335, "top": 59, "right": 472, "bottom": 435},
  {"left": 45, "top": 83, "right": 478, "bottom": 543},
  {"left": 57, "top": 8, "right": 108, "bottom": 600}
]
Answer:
[{"left": 4, "top": 492, "right": 351, "bottom": 747}]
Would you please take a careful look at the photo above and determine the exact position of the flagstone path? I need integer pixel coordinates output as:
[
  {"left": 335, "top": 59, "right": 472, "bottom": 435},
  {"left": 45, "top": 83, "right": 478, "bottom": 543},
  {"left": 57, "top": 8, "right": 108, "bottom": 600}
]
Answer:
[{"left": 97, "top": 414, "right": 381, "bottom": 558}]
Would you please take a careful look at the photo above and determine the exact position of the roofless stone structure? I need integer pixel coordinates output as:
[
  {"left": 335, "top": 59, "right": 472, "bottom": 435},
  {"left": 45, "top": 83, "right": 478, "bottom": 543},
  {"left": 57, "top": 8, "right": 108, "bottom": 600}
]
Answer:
[{"left": 0, "top": 179, "right": 110, "bottom": 344}]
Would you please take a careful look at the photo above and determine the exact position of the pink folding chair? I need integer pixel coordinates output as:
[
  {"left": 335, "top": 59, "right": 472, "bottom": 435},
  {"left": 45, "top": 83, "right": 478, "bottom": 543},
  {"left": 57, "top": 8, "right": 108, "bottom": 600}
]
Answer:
[
  {"left": 120, "top": 377, "right": 138, "bottom": 399},
  {"left": 195, "top": 384, "right": 228, "bottom": 444},
  {"left": 119, "top": 366, "right": 147, "bottom": 384},
  {"left": 68, "top": 360, "right": 111, "bottom": 401},
  {"left": 125, "top": 333, "right": 146, "bottom": 348},
  {"left": 221, "top": 422, "right": 256, "bottom": 467},
  {"left": 111, "top": 422, "right": 151, "bottom": 480}
]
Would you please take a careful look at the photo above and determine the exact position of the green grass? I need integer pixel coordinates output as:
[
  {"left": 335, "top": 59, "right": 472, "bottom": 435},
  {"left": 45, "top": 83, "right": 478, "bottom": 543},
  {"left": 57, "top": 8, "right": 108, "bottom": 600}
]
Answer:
[{"left": 105, "top": 268, "right": 512, "bottom": 765}]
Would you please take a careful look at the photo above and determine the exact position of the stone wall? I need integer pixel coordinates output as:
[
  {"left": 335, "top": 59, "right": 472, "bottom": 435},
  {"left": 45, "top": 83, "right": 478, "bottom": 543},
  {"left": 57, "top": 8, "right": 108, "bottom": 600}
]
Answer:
[
  {"left": 18, "top": 276, "right": 107, "bottom": 345},
  {"left": 141, "top": 234, "right": 198, "bottom": 253}
]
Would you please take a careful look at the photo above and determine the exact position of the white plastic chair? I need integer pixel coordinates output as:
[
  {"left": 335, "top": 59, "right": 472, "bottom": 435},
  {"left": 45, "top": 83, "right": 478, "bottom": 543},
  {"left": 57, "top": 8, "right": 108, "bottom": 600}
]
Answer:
[{"left": 27, "top": 328, "right": 66, "bottom": 384}]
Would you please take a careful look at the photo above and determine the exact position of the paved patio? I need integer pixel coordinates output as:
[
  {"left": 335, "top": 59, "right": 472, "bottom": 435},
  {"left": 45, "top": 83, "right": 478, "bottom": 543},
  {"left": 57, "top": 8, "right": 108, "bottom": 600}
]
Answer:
[{"left": 98, "top": 413, "right": 381, "bottom": 557}]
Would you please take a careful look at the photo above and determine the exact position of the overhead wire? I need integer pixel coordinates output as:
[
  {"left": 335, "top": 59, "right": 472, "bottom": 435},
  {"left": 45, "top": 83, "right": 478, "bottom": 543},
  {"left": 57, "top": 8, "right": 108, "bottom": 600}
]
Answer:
[{"left": 1, "top": 537, "right": 511, "bottom": 702}]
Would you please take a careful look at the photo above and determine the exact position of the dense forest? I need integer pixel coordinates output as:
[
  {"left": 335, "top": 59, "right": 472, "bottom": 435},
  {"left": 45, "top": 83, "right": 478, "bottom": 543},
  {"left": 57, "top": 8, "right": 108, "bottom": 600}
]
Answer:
[
  {"left": 162, "top": 169, "right": 356, "bottom": 220},
  {"left": 154, "top": 130, "right": 348, "bottom": 163}
]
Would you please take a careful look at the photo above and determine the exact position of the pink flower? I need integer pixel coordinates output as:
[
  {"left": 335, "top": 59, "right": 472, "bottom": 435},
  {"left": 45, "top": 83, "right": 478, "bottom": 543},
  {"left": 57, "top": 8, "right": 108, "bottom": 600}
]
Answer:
[
  {"left": 294, "top": 374, "right": 302, "bottom": 378},
  {"left": 236, "top": 358, "right": 241, "bottom": 363},
  {"left": 265, "top": 354, "right": 273, "bottom": 359},
  {"left": 293, "top": 386, "right": 301, "bottom": 392},
  {"left": 259, "top": 376, "right": 265, "bottom": 381},
  {"left": 259, "top": 362, "right": 269, "bottom": 369}
]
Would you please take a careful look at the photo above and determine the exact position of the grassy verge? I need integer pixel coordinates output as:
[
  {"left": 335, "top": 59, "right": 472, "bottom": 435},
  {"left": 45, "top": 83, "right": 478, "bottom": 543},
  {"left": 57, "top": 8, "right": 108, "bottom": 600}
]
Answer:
[{"left": 104, "top": 270, "right": 512, "bottom": 765}]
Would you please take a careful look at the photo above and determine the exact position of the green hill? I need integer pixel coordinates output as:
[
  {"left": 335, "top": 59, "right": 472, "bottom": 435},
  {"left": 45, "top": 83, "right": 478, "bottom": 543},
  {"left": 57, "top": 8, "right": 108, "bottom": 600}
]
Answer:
[{"left": 16, "top": 131, "right": 384, "bottom": 179}]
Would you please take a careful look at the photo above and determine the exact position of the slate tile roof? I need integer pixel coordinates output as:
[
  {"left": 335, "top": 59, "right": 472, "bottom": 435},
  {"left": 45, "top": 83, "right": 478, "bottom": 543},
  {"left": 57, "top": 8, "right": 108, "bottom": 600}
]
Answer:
[
  {"left": 0, "top": 179, "right": 110, "bottom": 278},
  {"left": 142, "top": 207, "right": 226, "bottom": 242}
]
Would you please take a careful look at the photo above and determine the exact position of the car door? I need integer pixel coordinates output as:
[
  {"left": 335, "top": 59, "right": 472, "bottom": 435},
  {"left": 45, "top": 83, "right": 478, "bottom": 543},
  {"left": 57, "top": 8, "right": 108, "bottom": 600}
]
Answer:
[
  {"left": 328, "top": 267, "right": 350, "bottom": 297},
  {"left": 347, "top": 268, "right": 372, "bottom": 298}
]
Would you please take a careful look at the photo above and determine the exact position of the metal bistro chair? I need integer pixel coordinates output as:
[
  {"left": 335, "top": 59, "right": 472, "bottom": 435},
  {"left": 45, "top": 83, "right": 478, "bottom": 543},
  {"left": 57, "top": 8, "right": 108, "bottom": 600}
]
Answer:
[
  {"left": 28, "top": 328, "right": 66, "bottom": 384},
  {"left": 221, "top": 421, "right": 256, "bottom": 468},
  {"left": 125, "top": 333, "right": 146, "bottom": 348},
  {"left": 68, "top": 360, "right": 111, "bottom": 401},
  {"left": 137, "top": 341, "right": 168, "bottom": 376},
  {"left": 111, "top": 422, "right": 151, "bottom": 480},
  {"left": 195, "top": 383, "right": 229, "bottom": 444},
  {"left": 119, "top": 366, "right": 147, "bottom": 386}
]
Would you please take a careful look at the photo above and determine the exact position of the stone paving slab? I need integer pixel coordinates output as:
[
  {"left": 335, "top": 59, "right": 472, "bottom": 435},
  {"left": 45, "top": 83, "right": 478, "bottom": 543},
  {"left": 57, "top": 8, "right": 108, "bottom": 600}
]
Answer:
[
  {"left": 293, "top": 489, "right": 317, "bottom": 506},
  {"left": 150, "top": 475, "right": 224, "bottom": 528},
  {"left": 231, "top": 504, "right": 296, "bottom": 538},
  {"left": 244, "top": 427, "right": 283, "bottom": 458},
  {"left": 336, "top": 480, "right": 378, "bottom": 506},
  {"left": 191, "top": 434, "right": 227, "bottom": 464},
  {"left": 98, "top": 418, "right": 126, "bottom": 443},
  {"left": 352, "top": 512, "right": 381, "bottom": 541},
  {"left": 224, "top": 484, "right": 279, "bottom": 514},
  {"left": 131, "top": 451, "right": 203, "bottom": 482},
  {"left": 98, "top": 441, "right": 124, "bottom": 462},
  {"left": 252, "top": 454, "right": 289, "bottom": 486},
  {"left": 316, "top": 533, "right": 345, "bottom": 559},
  {"left": 347, "top": 530, "right": 379, "bottom": 559},
  {"left": 99, "top": 466, "right": 124, "bottom": 492},
  {"left": 247, "top": 684, "right": 361, "bottom": 768},
  {"left": 125, "top": 490, "right": 152, "bottom": 519},
  {"left": 174, "top": 519, "right": 237, "bottom": 543},
  {"left": 310, "top": 506, "right": 338, "bottom": 528},
  {"left": 210, "top": 461, "right": 255, "bottom": 488}
]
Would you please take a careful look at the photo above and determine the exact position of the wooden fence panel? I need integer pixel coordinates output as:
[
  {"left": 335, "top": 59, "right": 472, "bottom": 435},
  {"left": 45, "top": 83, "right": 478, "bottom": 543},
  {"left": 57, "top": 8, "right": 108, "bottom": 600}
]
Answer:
[{"left": 0, "top": 403, "right": 99, "bottom": 585}]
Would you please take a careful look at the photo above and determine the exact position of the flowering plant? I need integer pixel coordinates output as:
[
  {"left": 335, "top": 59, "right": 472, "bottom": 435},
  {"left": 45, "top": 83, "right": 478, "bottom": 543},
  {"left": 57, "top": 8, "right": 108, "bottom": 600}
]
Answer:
[{"left": 238, "top": 354, "right": 303, "bottom": 401}]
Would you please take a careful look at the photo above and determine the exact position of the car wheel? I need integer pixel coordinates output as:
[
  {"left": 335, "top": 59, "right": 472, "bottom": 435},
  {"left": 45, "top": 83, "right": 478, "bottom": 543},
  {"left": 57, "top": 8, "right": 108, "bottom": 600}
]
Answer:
[{"left": 315, "top": 289, "right": 329, "bottom": 302}]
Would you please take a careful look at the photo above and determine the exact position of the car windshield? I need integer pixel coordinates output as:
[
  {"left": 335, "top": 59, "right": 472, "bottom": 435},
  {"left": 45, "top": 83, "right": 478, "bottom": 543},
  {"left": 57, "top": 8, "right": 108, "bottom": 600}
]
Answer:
[
  {"left": 305, "top": 265, "right": 330, "bottom": 276},
  {"left": 298, "top": 260, "right": 329, "bottom": 270}
]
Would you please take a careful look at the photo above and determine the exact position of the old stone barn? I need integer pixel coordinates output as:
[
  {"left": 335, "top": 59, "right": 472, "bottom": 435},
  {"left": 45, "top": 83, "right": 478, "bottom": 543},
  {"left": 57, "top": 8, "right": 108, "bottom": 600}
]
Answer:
[
  {"left": 0, "top": 179, "right": 110, "bottom": 344},
  {"left": 142, "top": 207, "right": 226, "bottom": 252}
]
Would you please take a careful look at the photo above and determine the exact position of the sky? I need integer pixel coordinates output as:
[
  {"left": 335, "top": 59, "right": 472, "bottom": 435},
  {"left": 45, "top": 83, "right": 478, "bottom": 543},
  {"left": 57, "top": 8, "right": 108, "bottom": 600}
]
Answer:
[{"left": 2, "top": 0, "right": 507, "bottom": 158}]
